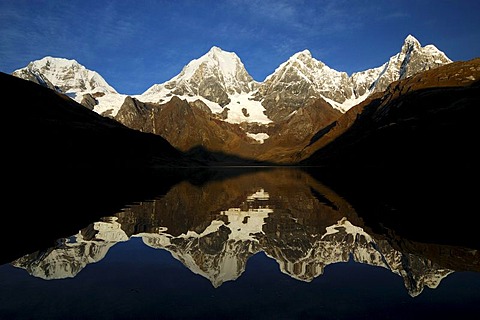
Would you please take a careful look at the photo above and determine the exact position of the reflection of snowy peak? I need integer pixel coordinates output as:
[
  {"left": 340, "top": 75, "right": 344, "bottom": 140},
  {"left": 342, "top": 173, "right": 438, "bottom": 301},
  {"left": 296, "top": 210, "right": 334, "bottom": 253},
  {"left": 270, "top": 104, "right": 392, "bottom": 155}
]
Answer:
[
  {"left": 141, "top": 191, "right": 272, "bottom": 287},
  {"left": 375, "top": 241, "right": 454, "bottom": 297},
  {"left": 265, "top": 216, "right": 453, "bottom": 297},
  {"left": 12, "top": 218, "right": 128, "bottom": 280},
  {"left": 262, "top": 217, "right": 384, "bottom": 282}
]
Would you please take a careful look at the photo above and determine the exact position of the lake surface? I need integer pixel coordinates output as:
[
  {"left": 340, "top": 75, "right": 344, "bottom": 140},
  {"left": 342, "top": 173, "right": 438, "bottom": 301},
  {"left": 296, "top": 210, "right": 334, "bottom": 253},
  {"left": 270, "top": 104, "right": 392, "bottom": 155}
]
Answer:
[{"left": 1, "top": 167, "right": 479, "bottom": 319}]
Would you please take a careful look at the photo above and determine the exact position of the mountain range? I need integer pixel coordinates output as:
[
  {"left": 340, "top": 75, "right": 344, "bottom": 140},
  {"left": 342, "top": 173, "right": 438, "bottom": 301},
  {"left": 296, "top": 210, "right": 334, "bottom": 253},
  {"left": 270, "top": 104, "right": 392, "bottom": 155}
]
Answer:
[{"left": 8, "top": 34, "right": 479, "bottom": 167}]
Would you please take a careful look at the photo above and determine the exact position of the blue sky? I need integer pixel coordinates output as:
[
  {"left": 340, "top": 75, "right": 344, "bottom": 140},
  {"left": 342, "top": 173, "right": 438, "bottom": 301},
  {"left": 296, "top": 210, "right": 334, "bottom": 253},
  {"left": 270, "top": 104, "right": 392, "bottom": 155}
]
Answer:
[{"left": 1, "top": 0, "right": 479, "bottom": 95}]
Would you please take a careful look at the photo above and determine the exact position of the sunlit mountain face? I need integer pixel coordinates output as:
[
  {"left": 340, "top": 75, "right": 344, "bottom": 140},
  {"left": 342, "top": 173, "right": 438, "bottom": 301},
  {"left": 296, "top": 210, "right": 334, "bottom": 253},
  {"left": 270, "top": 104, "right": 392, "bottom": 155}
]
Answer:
[{"left": 11, "top": 169, "right": 479, "bottom": 298}]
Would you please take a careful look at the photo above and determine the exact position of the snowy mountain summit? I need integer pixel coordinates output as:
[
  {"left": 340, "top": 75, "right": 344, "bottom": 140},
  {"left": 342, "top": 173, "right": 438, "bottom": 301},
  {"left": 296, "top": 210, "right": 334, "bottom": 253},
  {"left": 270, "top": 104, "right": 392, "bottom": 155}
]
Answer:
[
  {"left": 12, "top": 56, "right": 117, "bottom": 97},
  {"left": 12, "top": 56, "right": 126, "bottom": 114},
  {"left": 254, "top": 49, "right": 354, "bottom": 120},
  {"left": 139, "top": 46, "right": 270, "bottom": 124},
  {"left": 142, "top": 46, "right": 257, "bottom": 104}
]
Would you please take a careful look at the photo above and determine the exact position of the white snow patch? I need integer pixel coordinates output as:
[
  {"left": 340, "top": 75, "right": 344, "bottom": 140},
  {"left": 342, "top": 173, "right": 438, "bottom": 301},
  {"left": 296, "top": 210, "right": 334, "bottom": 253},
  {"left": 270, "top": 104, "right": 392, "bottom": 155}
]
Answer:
[
  {"left": 246, "top": 188, "right": 270, "bottom": 201},
  {"left": 220, "top": 207, "right": 271, "bottom": 242},
  {"left": 138, "top": 90, "right": 272, "bottom": 124},
  {"left": 223, "top": 92, "right": 272, "bottom": 124},
  {"left": 135, "top": 87, "right": 224, "bottom": 114},
  {"left": 247, "top": 132, "right": 270, "bottom": 144},
  {"left": 93, "top": 93, "right": 128, "bottom": 117},
  {"left": 322, "top": 93, "right": 369, "bottom": 113},
  {"left": 322, "top": 217, "right": 373, "bottom": 242}
]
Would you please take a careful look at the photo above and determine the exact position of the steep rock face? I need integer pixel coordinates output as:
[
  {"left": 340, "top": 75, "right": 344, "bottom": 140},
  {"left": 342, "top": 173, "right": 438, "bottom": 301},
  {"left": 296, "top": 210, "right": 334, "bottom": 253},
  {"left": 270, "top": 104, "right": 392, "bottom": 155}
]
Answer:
[
  {"left": 255, "top": 50, "right": 352, "bottom": 121},
  {"left": 80, "top": 93, "right": 98, "bottom": 111},
  {"left": 115, "top": 96, "right": 159, "bottom": 131},
  {"left": 10, "top": 67, "right": 57, "bottom": 91}
]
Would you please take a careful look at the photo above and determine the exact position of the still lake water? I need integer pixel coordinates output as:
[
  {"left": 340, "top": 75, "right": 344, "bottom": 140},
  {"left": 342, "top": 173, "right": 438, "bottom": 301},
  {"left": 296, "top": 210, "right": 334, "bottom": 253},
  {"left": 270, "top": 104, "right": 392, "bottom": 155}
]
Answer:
[{"left": 1, "top": 168, "right": 479, "bottom": 319}]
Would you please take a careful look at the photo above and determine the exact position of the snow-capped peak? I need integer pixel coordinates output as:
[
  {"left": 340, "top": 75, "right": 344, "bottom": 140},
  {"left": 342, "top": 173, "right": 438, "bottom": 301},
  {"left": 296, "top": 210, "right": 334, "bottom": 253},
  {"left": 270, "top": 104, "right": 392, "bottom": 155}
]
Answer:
[
  {"left": 13, "top": 35, "right": 454, "bottom": 122},
  {"left": 14, "top": 56, "right": 117, "bottom": 95},
  {"left": 12, "top": 56, "right": 127, "bottom": 117},
  {"left": 176, "top": 46, "right": 253, "bottom": 89},
  {"left": 257, "top": 48, "right": 353, "bottom": 117},
  {"left": 137, "top": 46, "right": 268, "bottom": 124},
  {"left": 291, "top": 49, "right": 312, "bottom": 60},
  {"left": 263, "top": 49, "right": 327, "bottom": 83},
  {"left": 142, "top": 46, "right": 256, "bottom": 98}
]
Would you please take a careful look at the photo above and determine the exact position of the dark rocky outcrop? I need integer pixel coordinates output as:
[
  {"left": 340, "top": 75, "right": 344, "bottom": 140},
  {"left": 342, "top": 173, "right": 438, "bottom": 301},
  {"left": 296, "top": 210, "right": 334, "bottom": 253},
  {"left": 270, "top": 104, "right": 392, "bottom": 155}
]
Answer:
[{"left": 80, "top": 93, "right": 98, "bottom": 110}]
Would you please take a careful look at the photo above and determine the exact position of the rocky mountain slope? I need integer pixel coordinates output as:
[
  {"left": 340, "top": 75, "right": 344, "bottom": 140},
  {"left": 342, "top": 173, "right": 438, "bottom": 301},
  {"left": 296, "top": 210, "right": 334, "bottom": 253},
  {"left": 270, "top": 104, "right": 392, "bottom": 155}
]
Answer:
[{"left": 115, "top": 95, "right": 266, "bottom": 162}]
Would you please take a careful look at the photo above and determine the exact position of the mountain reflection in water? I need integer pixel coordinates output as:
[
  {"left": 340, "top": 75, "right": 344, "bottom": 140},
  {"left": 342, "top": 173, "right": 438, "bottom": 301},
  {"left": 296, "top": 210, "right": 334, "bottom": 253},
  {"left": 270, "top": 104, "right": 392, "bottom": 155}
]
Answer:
[{"left": 10, "top": 168, "right": 479, "bottom": 300}]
